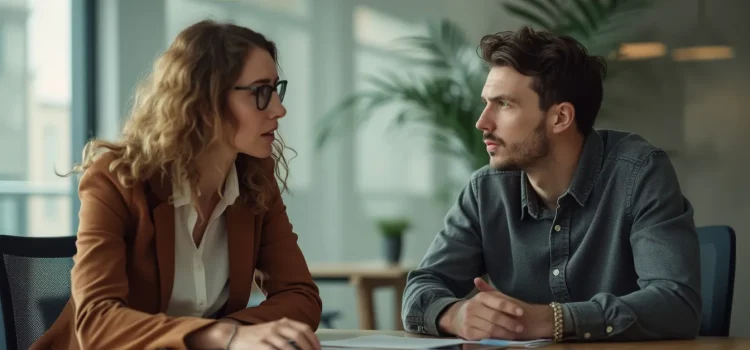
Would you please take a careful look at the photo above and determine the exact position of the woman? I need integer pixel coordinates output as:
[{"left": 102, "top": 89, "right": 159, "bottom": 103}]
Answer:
[{"left": 32, "top": 20, "right": 322, "bottom": 350}]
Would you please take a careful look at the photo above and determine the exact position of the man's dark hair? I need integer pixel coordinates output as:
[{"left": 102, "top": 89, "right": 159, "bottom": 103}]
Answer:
[{"left": 478, "top": 26, "right": 607, "bottom": 135}]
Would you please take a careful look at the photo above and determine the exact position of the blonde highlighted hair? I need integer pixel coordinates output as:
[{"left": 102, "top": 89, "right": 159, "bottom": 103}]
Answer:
[{"left": 66, "top": 20, "right": 291, "bottom": 210}]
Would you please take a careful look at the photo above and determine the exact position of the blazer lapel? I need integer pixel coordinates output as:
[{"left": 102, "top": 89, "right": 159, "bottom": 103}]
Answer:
[
  {"left": 154, "top": 203, "right": 176, "bottom": 312},
  {"left": 147, "top": 161, "right": 257, "bottom": 314},
  {"left": 147, "top": 174, "right": 176, "bottom": 312},
  {"left": 225, "top": 203, "right": 256, "bottom": 313}
]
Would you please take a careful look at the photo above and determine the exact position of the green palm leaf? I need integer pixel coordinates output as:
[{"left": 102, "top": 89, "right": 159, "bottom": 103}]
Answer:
[
  {"left": 503, "top": 4, "right": 556, "bottom": 30},
  {"left": 572, "top": 0, "right": 599, "bottom": 30},
  {"left": 501, "top": 0, "right": 652, "bottom": 56}
]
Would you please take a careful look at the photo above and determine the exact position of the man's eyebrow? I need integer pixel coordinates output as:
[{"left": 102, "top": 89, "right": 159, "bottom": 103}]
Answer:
[{"left": 481, "top": 94, "right": 518, "bottom": 104}]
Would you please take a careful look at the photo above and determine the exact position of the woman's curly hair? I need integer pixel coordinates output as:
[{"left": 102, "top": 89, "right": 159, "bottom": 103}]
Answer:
[{"left": 65, "top": 20, "right": 291, "bottom": 210}]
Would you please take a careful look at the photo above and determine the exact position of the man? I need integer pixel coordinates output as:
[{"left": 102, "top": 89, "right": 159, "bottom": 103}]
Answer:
[{"left": 401, "top": 26, "right": 701, "bottom": 343}]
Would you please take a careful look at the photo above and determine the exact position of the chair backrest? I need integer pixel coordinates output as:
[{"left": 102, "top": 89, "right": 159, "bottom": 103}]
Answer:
[
  {"left": 696, "top": 225, "right": 736, "bottom": 337},
  {"left": 0, "top": 235, "right": 77, "bottom": 350}
]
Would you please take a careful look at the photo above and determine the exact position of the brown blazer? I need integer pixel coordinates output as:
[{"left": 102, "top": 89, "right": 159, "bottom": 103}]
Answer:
[{"left": 31, "top": 153, "right": 322, "bottom": 349}]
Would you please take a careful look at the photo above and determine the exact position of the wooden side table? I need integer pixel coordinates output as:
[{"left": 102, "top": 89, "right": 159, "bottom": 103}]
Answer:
[{"left": 309, "top": 262, "right": 415, "bottom": 330}]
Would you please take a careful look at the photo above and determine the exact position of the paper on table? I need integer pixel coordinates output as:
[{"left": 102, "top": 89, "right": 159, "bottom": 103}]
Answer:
[
  {"left": 321, "top": 335, "right": 466, "bottom": 349},
  {"left": 478, "top": 338, "right": 552, "bottom": 348},
  {"left": 320, "top": 335, "right": 552, "bottom": 349}
]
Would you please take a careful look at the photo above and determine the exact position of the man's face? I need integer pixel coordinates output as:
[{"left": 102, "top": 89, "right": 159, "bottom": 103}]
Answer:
[{"left": 476, "top": 66, "right": 550, "bottom": 171}]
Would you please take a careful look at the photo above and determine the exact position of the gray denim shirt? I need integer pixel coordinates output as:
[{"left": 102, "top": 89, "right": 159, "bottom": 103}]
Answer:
[{"left": 402, "top": 129, "right": 702, "bottom": 341}]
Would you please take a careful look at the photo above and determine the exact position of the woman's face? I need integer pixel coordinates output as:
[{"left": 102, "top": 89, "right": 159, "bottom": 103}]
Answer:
[{"left": 225, "top": 48, "right": 287, "bottom": 158}]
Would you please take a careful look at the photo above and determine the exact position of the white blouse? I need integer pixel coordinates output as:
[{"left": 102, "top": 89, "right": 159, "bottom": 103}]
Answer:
[{"left": 164, "top": 165, "right": 239, "bottom": 318}]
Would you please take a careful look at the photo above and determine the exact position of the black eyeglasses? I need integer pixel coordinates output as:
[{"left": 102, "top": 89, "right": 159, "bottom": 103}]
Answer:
[{"left": 234, "top": 80, "right": 288, "bottom": 111}]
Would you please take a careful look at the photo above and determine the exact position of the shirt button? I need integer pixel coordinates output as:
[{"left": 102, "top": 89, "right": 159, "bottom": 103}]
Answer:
[
  {"left": 554, "top": 224, "right": 561, "bottom": 232},
  {"left": 606, "top": 326, "right": 613, "bottom": 334},
  {"left": 584, "top": 332, "right": 591, "bottom": 339},
  {"left": 552, "top": 268, "right": 560, "bottom": 276}
]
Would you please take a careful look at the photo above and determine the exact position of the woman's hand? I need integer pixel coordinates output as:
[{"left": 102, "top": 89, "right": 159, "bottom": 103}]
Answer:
[{"left": 228, "top": 318, "right": 321, "bottom": 350}]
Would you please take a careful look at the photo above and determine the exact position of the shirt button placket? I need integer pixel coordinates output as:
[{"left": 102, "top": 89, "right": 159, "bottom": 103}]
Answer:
[
  {"left": 550, "top": 214, "right": 572, "bottom": 302},
  {"left": 550, "top": 221, "right": 563, "bottom": 300}
]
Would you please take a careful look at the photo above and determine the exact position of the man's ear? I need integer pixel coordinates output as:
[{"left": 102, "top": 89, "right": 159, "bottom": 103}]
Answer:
[{"left": 549, "top": 102, "right": 576, "bottom": 134}]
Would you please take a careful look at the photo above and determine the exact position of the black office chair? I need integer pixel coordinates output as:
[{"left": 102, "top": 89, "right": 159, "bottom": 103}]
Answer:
[
  {"left": 320, "top": 310, "right": 341, "bottom": 329},
  {"left": 0, "top": 235, "right": 77, "bottom": 350},
  {"left": 696, "top": 225, "right": 736, "bottom": 337}
]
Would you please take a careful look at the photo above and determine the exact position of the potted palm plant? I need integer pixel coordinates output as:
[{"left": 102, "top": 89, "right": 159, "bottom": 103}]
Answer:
[
  {"left": 376, "top": 217, "right": 411, "bottom": 265},
  {"left": 315, "top": 0, "right": 655, "bottom": 194}
]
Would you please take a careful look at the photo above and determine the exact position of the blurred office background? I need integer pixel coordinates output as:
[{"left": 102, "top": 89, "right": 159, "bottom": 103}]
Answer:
[{"left": 0, "top": 0, "right": 748, "bottom": 338}]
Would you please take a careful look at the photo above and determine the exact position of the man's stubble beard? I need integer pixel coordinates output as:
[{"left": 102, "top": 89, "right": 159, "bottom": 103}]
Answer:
[{"left": 488, "top": 121, "right": 549, "bottom": 172}]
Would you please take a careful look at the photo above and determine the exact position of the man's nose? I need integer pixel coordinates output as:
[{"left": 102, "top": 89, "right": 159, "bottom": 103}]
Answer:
[{"left": 475, "top": 108, "right": 494, "bottom": 132}]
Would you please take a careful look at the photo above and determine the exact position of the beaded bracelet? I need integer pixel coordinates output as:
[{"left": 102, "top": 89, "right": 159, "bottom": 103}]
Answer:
[{"left": 549, "top": 302, "right": 564, "bottom": 342}]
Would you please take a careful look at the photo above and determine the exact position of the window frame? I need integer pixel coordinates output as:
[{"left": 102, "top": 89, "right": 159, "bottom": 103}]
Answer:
[
  {"left": 69, "top": 0, "right": 98, "bottom": 236},
  {"left": 0, "top": 1, "right": 95, "bottom": 237}
]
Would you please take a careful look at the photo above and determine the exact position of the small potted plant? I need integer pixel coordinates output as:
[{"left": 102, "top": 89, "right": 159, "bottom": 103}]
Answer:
[{"left": 375, "top": 217, "right": 411, "bottom": 265}]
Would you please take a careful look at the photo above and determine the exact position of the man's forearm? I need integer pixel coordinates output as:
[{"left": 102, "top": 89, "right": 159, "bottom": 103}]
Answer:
[
  {"left": 562, "top": 282, "right": 701, "bottom": 341},
  {"left": 402, "top": 270, "right": 464, "bottom": 336},
  {"left": 402, "top": 179, "right": 486, "bottom": 335}
]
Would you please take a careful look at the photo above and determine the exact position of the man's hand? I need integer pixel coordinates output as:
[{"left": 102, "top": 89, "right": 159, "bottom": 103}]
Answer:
[{"left": 438, "top": 277, "right": 555, "bottom": 341}]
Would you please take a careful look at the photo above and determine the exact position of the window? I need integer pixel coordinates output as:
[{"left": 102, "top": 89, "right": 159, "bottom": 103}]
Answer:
[
  {"left": 0, "top": 197, "right": 18, "bottom": 234},
  {"left": 353, "top": 6, "right": 433, "bottom": 195},
  {"left": 42, "top": 125, "right": 60, "bottom": 218},
  {"left": 271, "top": 26, "right": 312, "bottom": 189},
  {"left": 206, "top": 0, "right": 309, "bottom": 18},
  {"left": 0, "top": 21, "right": 5, "bottom": 76},
  {"left": 0, "top": 0, "right": 75, "bottom": 236}
]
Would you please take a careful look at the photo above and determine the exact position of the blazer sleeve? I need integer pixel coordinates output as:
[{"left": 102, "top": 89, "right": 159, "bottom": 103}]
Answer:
[
  {"left": 225, "top": 167, "right": 323, "bottom": 329},
  {"left": 71, "top": 160, "right": 215, "bottom": 349}
]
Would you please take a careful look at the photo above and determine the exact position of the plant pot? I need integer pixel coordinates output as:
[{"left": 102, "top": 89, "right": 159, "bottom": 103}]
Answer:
[{"left": 383, "top": 235, "right": 403, "bottom": 265}]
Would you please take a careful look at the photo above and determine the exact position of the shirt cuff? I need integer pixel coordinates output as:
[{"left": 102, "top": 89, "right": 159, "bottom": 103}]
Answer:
[
  {"left": 563, "top": 301, "right": 605, "bottom": 340},
  {"left": 561, "top": 304, "right": 576, "bottom": 337},
  {"left": 425, "top": 297, "right": 462, "bottom": 336}
]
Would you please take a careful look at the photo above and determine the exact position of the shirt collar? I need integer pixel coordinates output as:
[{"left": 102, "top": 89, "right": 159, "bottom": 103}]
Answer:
[
  {"left": 171, "top": 164, "right": 240, "bottom": 208},
  {"left": 566, "top": 130, "right": 604, "bottom": 206},
  {"left": 520, "top": 174, "right": 538, "bottom": 220},
  {"left": 520, "top": 130, "right": 604, "bottom": 219}
]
